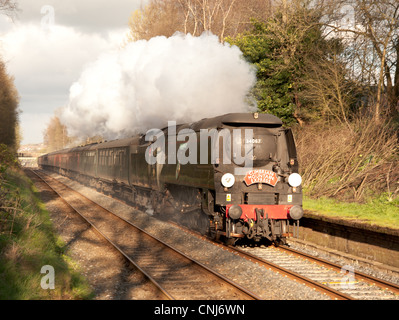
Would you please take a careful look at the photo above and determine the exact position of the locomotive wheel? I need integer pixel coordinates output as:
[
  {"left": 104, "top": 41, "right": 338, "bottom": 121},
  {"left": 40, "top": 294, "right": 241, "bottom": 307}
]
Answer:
[
  {"left": 223, "top": 237, "right": 237, "bottom": 246},
  {"left": 180, "top": 209, "right": 210, "bottom": 235}
]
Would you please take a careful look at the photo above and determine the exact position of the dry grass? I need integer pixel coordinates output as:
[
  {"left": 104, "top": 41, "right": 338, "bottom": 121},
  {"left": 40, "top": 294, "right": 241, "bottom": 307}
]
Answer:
[{"left": 295, "top": 116, "right": 399, "bottom": 202}]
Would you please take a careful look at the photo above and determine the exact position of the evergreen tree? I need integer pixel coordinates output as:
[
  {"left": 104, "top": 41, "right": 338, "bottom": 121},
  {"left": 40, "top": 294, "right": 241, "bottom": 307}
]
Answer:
[{"left": 226, "top": 9, "right": 334, "bottom": 125}]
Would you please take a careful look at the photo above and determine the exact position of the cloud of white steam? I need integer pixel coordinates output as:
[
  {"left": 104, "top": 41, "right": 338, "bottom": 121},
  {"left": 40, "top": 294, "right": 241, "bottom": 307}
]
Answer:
[{"left": 61, "top": 32, "right": 257, "bottom": 139}]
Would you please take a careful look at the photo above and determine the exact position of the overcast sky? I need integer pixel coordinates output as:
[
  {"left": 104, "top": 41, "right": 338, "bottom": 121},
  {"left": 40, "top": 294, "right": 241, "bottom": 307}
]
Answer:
[{"left": 0, "top": 0, "right": 145, "bottom": 145}]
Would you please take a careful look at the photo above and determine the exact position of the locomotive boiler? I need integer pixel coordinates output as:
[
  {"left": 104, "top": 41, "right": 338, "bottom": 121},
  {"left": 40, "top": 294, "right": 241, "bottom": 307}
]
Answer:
[{"left": 38, "top": 113, "right": 303, "bottom": 244}]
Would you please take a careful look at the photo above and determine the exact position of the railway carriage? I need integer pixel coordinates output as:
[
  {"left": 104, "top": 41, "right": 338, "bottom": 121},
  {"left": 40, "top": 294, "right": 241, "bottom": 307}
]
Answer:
[{"left": 39, "top": 113, "right": 303, "bottom": 244}]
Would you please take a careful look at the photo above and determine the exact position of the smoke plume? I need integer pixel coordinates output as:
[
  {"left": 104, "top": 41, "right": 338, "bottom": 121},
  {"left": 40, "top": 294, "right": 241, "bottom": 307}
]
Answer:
[{"left": 61, "top": 32, "right": 256, "bottom": 139}]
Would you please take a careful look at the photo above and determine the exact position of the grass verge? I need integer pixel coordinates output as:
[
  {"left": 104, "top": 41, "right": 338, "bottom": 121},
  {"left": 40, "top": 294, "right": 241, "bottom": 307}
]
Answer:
[
  {"left": 303, "top": 194, "right": 399, "bottom": 230},
  {"left": 0, "top": 168, "right": 94, "bottom": 300}
]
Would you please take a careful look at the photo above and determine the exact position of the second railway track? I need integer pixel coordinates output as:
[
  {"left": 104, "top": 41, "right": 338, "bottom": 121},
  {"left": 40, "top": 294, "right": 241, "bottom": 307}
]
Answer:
[
  {"left": 236, "top": 245, "right": 399, "bottom": 300},
  {"left": 30, "top": 169, "right": 260, "bottom": 300},
  {"left": 167, "top": 220, "right": 399, "bottom": 300}
]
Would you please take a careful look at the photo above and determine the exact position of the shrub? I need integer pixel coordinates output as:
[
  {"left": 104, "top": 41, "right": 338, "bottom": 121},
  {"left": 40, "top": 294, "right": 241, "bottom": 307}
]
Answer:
[
  {"left": 295, "top": 116, "right": 399, "bottom": 202},
  {"left": 0, "top": 143, "right": 18, "bottom": 174}
]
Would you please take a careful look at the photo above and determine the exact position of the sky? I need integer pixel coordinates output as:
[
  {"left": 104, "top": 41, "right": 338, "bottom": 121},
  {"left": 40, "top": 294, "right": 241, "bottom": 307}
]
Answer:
[{"left": 0, "top": 0, "right": 145, "bottom": 145}]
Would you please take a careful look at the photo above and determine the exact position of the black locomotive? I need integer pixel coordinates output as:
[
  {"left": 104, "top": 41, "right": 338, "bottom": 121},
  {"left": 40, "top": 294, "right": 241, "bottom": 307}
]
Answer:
[{"left": 38, "top": 113, "right": 303, "bottom": 244}]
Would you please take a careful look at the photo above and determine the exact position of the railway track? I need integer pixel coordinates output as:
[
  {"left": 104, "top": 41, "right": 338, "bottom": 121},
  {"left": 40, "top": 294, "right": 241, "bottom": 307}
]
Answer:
[
  {"left": 30, "top": 169, "right": 261, "bottom": 300},
  {"left": 278, "top": 245, "right": 399, "bottom": 295},
  {"left": 236, "top": 245, "right": 399, "bottom": 300},
  {"left": 168, "top": 221, "right": 399, "bottom": 300}
]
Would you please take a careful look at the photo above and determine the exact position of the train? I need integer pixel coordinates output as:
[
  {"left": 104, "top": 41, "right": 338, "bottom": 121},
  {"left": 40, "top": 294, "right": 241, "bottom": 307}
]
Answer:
[{"left": 38, "top": 113, "right": 303, "bottom": 244}]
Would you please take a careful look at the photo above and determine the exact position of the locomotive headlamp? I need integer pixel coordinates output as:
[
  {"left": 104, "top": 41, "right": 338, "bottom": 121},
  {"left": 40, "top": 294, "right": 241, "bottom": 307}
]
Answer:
[
  {"left": 288, "top": 173, "right": 302, "bottom": 187},
  {"left": 289, "top": 205, "right": 304, "bottom": 220},
  {"left": 221, "top": 173, "right": 235, "bottom": 188}
]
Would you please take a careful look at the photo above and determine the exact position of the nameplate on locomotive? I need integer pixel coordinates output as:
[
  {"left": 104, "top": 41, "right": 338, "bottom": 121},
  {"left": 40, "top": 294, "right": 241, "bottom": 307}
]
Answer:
[{"left": 244, "top": 170, "right": 278, "bottom": 187}]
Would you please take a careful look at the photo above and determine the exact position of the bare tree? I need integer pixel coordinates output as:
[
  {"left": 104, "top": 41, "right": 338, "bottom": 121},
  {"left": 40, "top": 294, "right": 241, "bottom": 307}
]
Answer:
[
  {"left": 325, "top": 0, "right": 399, "bottom": 122},
  {"left": 128, "top": 0, "right": 274, "bottom": 42},
  {"left": 128, "top": 0, "right": 186, "bottom": 41},
  {"left": 298, "top": 47, "right": 355, "bottom": 129},
  {"left": 176, "top": 0, "right": 238, "bottom": 41},
  {"left": 0, "top": 0, "right": 19, "bottom": 19},
  {"left": 43, "top": 116, "right": 71, "bottom": 152}
]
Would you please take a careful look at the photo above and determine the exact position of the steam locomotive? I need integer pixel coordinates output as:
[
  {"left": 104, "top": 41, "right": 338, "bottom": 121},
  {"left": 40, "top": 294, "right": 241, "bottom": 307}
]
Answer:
[{"left": 38, "top": 113, "right": 303, "bottom": 244}]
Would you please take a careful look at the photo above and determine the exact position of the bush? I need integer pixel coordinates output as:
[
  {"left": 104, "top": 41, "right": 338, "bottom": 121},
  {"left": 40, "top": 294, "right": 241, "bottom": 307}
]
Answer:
[
  {"left": 295, "top": 116, "right": 399, "bottom": 202},
  {"left": 0, "top": 144, "right": 20, "bottom": 236},
  {"left": 0, "top": 143, "right": 18, "bottom": 174}
]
